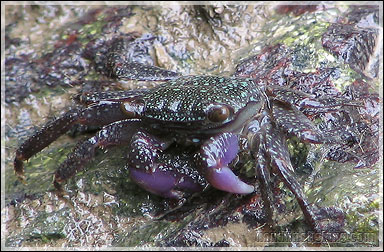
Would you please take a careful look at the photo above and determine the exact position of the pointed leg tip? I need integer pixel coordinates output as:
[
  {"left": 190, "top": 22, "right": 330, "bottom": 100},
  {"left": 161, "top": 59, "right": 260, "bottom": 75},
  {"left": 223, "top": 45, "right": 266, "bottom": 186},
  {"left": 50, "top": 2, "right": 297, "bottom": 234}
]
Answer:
[
  {"left": 14, "top": 157, "right": 24, "bottom": 174},
  {"left": 14, "top": 159, "right": 27, "bottom": 184},
  {"left": 16, "top": 175, "right": 27, "bottom": 185},
  {"left": 53, "top": 179, "right": 70, "bottom": 199}
]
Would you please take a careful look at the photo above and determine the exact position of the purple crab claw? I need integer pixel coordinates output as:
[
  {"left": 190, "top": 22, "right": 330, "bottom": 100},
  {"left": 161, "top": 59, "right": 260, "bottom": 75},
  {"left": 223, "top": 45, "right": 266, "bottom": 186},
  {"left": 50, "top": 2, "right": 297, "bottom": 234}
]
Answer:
[
  {"left": 196, "top": 132, "right": 254, "bottom": 194},
  {"left": 128, "top": 131, "right": 206, "bottom": 199},
  {"left": 129, "top": 167, "right": 204, "bottom": 199},
  {"left": 203, "top": 165, "right": 255, "bottom": 194}
]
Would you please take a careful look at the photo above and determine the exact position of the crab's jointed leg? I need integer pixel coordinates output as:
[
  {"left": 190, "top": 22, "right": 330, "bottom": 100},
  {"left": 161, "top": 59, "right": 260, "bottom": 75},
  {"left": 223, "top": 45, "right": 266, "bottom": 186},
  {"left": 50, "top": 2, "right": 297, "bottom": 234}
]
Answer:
[
  {"left": 266, "top": 85, "right": 363, "bottom": 112},
  {"left": 14, "top": 94, "right": 144, "bottom": 182},
  {"left": 247, "top": 113, "right": 280, "bottom": 225},
  {"left": 253, "top": 137, "right": 275, "bottom": 225},
  {"left": 106, "top": 38, "right": 181, "bottom": 81},
  {"left": 54, "top": 119, "right": 142, "bottom": 190},
  {"left": 263, "top": 112, "right": 345, "bottom": 235},
  {"left": 110, "top": 61, "right": 181, "bottom": 81},
  {"left": 271, "top": 100, "right": 325, "bottom": 143}
]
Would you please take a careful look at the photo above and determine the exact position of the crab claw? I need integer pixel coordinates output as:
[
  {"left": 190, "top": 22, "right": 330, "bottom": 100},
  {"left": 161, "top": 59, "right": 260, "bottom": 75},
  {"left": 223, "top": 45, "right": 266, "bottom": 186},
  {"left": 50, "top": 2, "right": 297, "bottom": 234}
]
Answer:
[
  {"left": 196, "top": 133, "right": 254, "bottom": 194},
  {"left": 129, "top": 167, "right": 203, "bottom": 199},
  {"left": 203, "top": 166, "right": 254, "bottom": 194},
  {"left": 128, "top": 131, "right": 206, "bottom": 199}
]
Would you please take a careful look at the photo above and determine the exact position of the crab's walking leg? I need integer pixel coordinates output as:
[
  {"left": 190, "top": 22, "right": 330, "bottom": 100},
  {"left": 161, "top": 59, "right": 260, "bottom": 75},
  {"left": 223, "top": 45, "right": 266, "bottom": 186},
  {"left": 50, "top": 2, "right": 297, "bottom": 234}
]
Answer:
[
  {"left": 266, "top": 85, "right": 362, "bottom": 111},
  {"left": 75, "top": 89, "right": 150, "bottom": 105},
  {"left": 271, "top": 100, "right": 325, "bottom": 143},
  {"left": 54, "top": 119, "right": 142, "bottom": 190},
  {"left": 254, "top": 142, "right": 275, "bottom": 225},
  {"left": 110, "top": 61, "right": 181, "bottom": 81},
  {"left": 265, "top": 119, "right": 344, "bottom": 234},
  {"left": 247, "top": 114, "right": 277, "bottom": 225},
  {"left": 265, "top": 118, "right": 317, "bottom": 228},
  {"left": 195, "top": 133, "right": 254, "bottom": 194},
  {"left": 106, "top": 38, "right": 181, "bottom": 81},
  {"left": 14, "top": 101, "right": 133, "bottom": 182}
]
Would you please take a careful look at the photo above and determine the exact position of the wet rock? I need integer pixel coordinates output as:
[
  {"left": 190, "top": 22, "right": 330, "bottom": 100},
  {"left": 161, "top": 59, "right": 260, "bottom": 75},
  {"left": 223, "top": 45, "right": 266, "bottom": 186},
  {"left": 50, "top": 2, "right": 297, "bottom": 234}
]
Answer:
[
  {"left": 322, "top": 6, "right": 380, "bottom": 79},
  {"left": 322, "top": 23, "right": 379, "bottom": 78},
  {"left": 275, "top": 4, "right": 321, "bottom": 16}
]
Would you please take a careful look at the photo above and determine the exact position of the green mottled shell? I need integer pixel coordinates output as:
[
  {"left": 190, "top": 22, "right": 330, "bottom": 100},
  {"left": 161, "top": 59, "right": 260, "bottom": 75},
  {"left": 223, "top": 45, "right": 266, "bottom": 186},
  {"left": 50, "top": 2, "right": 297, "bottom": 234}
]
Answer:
[{"left": 143, "top": 76, "right": 263, "bottom": 122}]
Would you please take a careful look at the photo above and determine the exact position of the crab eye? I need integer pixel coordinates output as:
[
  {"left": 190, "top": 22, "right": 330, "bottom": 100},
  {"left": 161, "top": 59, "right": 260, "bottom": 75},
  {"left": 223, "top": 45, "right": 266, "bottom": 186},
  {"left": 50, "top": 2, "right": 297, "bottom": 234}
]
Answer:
[
  {"left": 207, "top": 104, "right": 231, "bottom": 123},
  {"left": 121, "top": 100, "right": 144, "bottom": 118}
]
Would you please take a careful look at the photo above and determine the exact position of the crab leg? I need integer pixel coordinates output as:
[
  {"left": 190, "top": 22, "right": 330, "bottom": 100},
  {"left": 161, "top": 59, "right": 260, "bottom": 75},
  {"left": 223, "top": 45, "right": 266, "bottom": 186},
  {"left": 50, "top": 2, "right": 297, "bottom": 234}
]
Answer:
[
  {"left": 271, "top": 100, "right": 325, "bottom": 144},
  {"left": 106, "top": 38, "right": 180, "bottom": 81},
  {"left": 248, "top": 114, "right": 284, "bottom": 225},
  {"left": 75, "top": 89, "right": 150, "bottom": 105},
  {"left": 14, "top": 101, "right": 133, "bottom": 182},
  {"left": 266, "top": 85, "right": 362, "bottom": 111},
  {"left": 264, "top": 117, "right": 317, "bottom": 228},
  {"left": 254, "top": 141, "right": 275, "bottom": 225},
  {"left": 110, "top": 61, "right": 181, "bottom": 81},
  {"left": 195, "top": 133, "right": 254, "bottom": 194},
  {"left": 265, "top": 118, "right": 344, "bottom": 233},
  {"left": 54, "top": 119, "right": 142, "bottom": 190}
]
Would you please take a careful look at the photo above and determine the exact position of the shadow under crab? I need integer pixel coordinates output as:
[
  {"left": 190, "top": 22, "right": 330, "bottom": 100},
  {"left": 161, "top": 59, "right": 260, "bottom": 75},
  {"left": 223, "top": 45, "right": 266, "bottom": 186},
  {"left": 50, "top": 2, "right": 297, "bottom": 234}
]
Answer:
[{"left": 14, "top": 36, "right": 365, "bottom": 241}]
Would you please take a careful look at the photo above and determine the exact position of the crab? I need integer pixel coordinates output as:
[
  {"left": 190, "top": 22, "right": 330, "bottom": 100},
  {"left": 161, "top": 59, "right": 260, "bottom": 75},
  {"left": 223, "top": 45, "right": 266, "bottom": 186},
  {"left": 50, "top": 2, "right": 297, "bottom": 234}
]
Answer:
[{"left": 14, "top": 42, "right": 360, "bottom": 235}]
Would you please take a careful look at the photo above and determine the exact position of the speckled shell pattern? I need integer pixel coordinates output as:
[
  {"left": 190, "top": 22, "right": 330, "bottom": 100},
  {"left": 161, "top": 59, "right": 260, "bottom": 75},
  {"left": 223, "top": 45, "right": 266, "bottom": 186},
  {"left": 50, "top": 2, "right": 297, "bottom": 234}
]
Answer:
[{"left": 142, "top": 76, "right": 264, "bottom": 125}]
